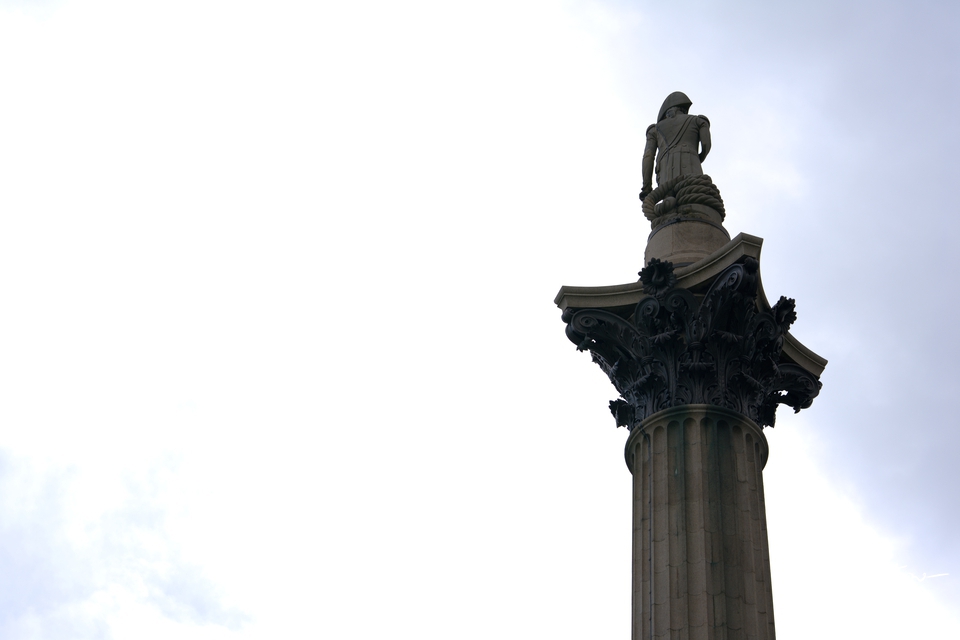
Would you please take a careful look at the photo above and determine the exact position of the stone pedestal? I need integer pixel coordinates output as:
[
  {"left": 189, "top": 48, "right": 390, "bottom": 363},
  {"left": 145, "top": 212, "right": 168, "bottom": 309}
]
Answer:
[
  {"left": 626, "top": 405, "right": 774, "bottom": 640},
  {"left": 644, "top": 206, "right": 730, "bottom": 268}
]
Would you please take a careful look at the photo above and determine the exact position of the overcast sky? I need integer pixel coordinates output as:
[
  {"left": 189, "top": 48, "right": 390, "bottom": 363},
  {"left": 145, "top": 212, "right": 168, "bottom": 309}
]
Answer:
[{"left": 0, "top": 0, "right": 958, "bottom": 638}]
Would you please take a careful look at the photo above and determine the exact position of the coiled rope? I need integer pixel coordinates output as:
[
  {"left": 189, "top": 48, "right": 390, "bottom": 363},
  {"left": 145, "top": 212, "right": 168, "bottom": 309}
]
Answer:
[{"left": 642, "top": 175, "right": 725, "bottom": 221}]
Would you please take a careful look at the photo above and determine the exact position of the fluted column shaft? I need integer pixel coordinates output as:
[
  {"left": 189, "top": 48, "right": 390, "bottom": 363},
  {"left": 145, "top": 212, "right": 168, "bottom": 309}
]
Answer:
[{"left": 626, "top": 405, "right": 775, "bottom": 640}]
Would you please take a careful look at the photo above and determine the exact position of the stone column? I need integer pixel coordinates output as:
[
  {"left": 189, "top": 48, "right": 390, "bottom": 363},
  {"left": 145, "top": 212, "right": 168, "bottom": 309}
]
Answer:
[
  {"left": 626, "top": 405, "right": 774, "bottom": 640},
  {"left": 557, "top": 242, "right": 826, "bottom": 639}
]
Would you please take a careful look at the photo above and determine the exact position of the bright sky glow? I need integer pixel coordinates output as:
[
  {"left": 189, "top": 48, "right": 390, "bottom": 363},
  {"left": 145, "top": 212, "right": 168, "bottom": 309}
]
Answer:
[{"left": 0, "top": 0, "right": 958, "bottom": 638}]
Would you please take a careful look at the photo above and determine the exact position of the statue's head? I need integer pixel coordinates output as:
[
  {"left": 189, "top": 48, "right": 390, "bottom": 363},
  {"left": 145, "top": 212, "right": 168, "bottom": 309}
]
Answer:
[{"left": 658, "top": 91, "right": 692, "bottom": 122}]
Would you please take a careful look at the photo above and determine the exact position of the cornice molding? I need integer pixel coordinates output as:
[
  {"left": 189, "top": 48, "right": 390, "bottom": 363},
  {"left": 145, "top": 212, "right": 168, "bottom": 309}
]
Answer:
[
  {"left": 555, "top": 232, "right": 826, "bottom": 377},
  {"left": 561, "top": 256, "right": 822, "bottom": 430}
]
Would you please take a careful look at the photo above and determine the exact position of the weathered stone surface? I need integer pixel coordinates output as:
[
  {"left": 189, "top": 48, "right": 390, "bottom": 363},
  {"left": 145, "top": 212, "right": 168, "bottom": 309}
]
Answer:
[
  {"left": 644, "top": 212, "right": 730, "bottom": 267},
  {"left": 563, "top": 256, "right": 821, "bottom": 429},
  {"left": 639, "top": 93, "right": 728, "bottom": 265},
  {"left": 627, "top": 406, "right": 775, "bottom": 640},
  {"left": 555, "top": 233, "right": 827, "bottom": 380},
  {"left": 556, "top": 99, "right": 827, "bottom": 639},
  {"left": 640, "top": 92, "right": 712, "bottom": 199}
]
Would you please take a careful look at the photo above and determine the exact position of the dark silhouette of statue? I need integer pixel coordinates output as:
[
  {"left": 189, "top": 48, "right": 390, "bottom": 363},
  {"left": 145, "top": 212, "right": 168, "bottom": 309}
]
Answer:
[{"left": 639, "top": 92, "right": 711, "bottom": 201}]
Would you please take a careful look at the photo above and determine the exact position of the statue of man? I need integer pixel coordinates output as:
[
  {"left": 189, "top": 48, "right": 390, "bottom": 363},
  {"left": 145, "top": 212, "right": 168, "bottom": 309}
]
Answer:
[{"left": 639, "top": 92, "right": 711, "bottom": 200}]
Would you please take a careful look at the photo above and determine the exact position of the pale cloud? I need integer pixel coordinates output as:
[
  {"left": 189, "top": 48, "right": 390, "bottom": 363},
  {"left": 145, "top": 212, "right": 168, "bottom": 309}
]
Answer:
[
  {"left": 0, "top": 0, "right": 958, "bottom": 637},
  {"left": 0, "top": 454, "right": 247, "bottom": 638},
  {"left": 765, "top": 421, "right": 960, "bottom": 638}
]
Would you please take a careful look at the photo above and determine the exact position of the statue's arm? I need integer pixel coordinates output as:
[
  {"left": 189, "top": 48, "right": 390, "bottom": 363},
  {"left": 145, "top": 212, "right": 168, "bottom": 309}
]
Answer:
[
  {"left": 698, "top": 115, "right": 711, "bottom": 163},
  {"left": 640, "top": 125, "right": 656, "bottom": 198}
]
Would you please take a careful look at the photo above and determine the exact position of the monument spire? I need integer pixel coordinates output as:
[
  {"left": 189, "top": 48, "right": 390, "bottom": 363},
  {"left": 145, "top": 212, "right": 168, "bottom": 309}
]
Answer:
[{"left": 555, "top": 94, "right": 825, "bottom": 639}]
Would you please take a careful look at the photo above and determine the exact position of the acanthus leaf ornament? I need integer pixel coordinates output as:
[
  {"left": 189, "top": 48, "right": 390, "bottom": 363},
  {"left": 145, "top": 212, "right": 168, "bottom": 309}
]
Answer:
[{"left": 563, "top": 259, "right": 821, "bottom": 429}]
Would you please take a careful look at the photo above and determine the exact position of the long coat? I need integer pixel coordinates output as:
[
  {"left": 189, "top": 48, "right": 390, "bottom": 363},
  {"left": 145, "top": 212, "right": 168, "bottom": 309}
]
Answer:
[{"left": 644, "top": 113, "right": 711, "bottom": 184}]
